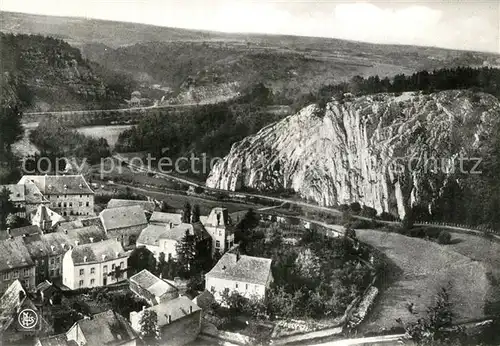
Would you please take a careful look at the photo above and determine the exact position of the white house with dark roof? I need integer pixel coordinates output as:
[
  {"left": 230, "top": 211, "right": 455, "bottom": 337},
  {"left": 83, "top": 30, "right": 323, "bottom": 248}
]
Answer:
[
  {"left": 130, "top": 296, "right": 201, "bottom": 346},
  {"left": 202, "top": 207, "right": 235, "bottom": 256},
  {"left": 205, "top": 253, "right": 273, "bottom": 302},
  {"left": 18, "top": 174, "right": 94, "bottom": 217},
  {"left": 129, "top": 269, "right": 179, "bottom": 306},
  {"left": 99, "top": 206, "right": 148, "bottom": 249},
  {"left": 137, "top": 222, "right": 211, "bottom": 260},
  {"left": 62, "top": 239, "right": 129, "bottom": 289}
]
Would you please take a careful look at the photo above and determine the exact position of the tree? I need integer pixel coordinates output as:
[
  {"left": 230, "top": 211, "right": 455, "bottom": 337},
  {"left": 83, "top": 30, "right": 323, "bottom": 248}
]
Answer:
[
  {"left": 139, "top": 309, "right": 159, "bottom": 346},
  {"left": 0, "top": 187, "right": 14, "bottom": 229},
  {"left": 157, "top": 252, "right": 167, "bottom": 276},
  {"left": 398, "top": 286, "right": 466, "bottom": 345},
  {"left": 175, "top": 230, "right": 197, "bottom": 274},
  {"left": 191, "top": 204, "right": 201, "bottom": 223},
  {"left": 5, "top": 214, "right": 21, "bottom": 229},
  {"left": 128, "top": 247, "right": 157, "bottom": 274},
  {"left": 182, "top": 202, "right": 191, "bottom": 223}
]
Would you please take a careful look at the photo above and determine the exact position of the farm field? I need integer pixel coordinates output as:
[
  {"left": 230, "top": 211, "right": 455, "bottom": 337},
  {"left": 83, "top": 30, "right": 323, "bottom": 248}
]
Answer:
[
  {"left": 356, "top": 230, "right": 494, "bottom": 334},
  {"left": 75, "top": 125, "right": 133, "bottom": 148}
]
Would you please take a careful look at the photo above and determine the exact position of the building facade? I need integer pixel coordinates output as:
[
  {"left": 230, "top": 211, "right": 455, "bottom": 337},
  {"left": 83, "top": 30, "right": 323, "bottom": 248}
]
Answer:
[
  {"left": 100, "top": 206, "right": 148, "bottom": 249},
  {"left": 205, "top": 253, "right": 273, "bottom": 303},
  {"left": 18, "top": 174, "right": 95, "bottom": 217},
  {"left": 62, "top": 239, "right": 129, "bottom": 289},
  {"left": 201, "top": 208, "right": 235, "bottom": 256},
  {"left": 129, "top": 269, "right": 179, "bottom": 306},
  {"left": 0, "top": 238, "right": 36, "bottom": 294}
]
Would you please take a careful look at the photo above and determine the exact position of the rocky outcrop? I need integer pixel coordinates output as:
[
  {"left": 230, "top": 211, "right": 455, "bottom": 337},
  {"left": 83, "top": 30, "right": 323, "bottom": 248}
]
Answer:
[{"left": 206, "top": 90, "right": 500, "bottom": 218}]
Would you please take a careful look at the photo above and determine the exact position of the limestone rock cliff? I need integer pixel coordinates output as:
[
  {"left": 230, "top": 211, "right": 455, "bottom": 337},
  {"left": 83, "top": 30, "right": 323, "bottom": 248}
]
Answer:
[{"left": 206, "top": 90, "right": 500, "bottom": 218}]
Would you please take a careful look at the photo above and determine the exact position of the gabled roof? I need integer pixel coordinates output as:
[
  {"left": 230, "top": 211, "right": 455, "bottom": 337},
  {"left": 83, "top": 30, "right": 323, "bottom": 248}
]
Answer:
[
  {"left": 129, "top": 270, "right": 178, "bottom": 300},
  {"left": 160, "top": 222, "right": 210, "bottom": 242},
  {"left": 0, "top": 184, "right": 25, "bottom": 202},
  {"left": 64, "top": 225, "right": 107, "bottom": 245},
  {"left": 21, "top": 180, "right": 47, "bottom": 204},
  {"left": 36, "top": 334, "right": 70, "bottom": 346},
  {"left": 8, "top": 225, "right": 41, "bottom": 238},
  {"left": 70, "top": 239, "right": 127, "bottom": 265},
  {"left": 137, "top": 224, "right": 169, "bottom": 246},
  {"left": 0, "top": 237, "right": 34, "bottom": 271},
  {"left": 23, "top": 232, "right": 70, "bottom": 258},
  {"left": 204, "top": 207, "right": 232, "bottom": 228},
  {"left": 70, "top": 310, "right": 137, "bottom": 346},
  {"left": 19, "top": 175, "right": 94, "bottom": 195},
  {"left": 142, "top": 296, "right": 201, "bottom": 327},
  {"left": 0, "top": 280, "right": 25, "bottom": 333},
  {"left": 206, "top": 253, "right": 272, "bottom": 286},
  {"left": 107, "top": 199, "right": 156, "bottom": 213},
  {"left": 149, "top": 211, "right": 182, "bottom": 225},
  {"left": 32, "top": 205, "right": 65, "bottom": 228},
  {"left": 99, "top": 206, "right": 147, "bottom": 231}
]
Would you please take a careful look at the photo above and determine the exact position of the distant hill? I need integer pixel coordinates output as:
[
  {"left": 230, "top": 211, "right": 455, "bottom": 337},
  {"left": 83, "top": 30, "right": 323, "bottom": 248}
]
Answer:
[
  {"left": 0, "top": 32, "right": 135, "bottom": 111},
  {"left": 1, "top": 11, "right": 499, "bottom": 105}
]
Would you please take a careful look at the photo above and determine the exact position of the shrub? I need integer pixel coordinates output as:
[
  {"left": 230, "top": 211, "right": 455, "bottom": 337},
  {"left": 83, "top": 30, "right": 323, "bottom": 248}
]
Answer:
[
  {"left": 379, "top": 212, "right": 398, "bottom": 221},
  {"left": 437, "top": 231, "right": 452, "bottom": 245}
]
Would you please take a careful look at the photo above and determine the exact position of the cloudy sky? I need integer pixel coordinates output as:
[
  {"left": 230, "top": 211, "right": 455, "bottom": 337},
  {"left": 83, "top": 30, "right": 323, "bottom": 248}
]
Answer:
[{"left": 1, "top": 0, "right": 499, "bottom": 52}]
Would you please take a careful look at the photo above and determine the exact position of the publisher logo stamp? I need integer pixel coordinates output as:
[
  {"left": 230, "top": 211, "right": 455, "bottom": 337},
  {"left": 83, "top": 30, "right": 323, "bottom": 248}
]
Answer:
[{"left": 18, "top": 309, "right": 38, "bottom": 329}]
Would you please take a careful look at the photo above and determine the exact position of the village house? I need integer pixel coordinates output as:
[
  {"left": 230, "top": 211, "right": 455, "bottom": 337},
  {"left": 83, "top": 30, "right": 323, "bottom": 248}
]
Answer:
[
  {"left": 137, "top": 222, "right": 211, "bottom": 260},
  {"left": 62, "top": 239, "right": 129, "bottom": 289},
  {"left": 130, "top": 296, "right": 201, "bottom": 346},
  {"left": 7, "top": 225, "right": 41, "bottom": 238},
  {"left": 201, "top": 207, "right": 235, "bottom": 256},
  {"left": 36, "top": 310, "right": 139, "bottom": 346},
  {"left": 205, "top": 253, "right": 273, "bottom": 302},
  {"left": 99, "top": 206, "right": 148, "bottom": 249},
  {"left": 0, "top": 280, "right": 51, "bottom": 346},
  {"left": 129, "top": 269, "right": 179, "bottom": 306},
  {"left": 22, "top": 232, "right": 70, "bottom": 284},
  {"left": 18, "top": 174, "right": 95, "bottom": 217},
  {"left": 0, "top": 238, "right": 36, "bottom": 294}
]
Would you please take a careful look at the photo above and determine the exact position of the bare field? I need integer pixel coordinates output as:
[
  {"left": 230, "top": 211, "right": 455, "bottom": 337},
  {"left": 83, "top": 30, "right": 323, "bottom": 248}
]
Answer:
[{"left": 356, "top": 230, "right": 493, "bottom": 334}]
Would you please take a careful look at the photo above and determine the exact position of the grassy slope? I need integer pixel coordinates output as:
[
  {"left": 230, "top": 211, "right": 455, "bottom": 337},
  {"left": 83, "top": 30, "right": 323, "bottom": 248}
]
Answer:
[{"left": 356, "top": 230, "right": 492, "bottom": 333}]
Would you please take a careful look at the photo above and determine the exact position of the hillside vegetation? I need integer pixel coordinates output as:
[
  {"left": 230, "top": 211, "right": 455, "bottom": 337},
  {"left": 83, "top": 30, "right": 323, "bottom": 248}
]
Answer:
[{"left": 0, "top": 32, "right": 135, "bottom": 111}]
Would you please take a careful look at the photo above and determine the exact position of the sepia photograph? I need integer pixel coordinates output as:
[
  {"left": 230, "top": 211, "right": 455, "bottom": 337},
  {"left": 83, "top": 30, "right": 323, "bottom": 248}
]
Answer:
[{"left": 0, "top": 0, "right": 499, "bottom": 345}]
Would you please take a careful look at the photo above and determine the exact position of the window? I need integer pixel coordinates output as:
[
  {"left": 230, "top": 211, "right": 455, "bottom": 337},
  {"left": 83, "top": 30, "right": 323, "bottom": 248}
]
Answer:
[
  {"left": 245, "top": 284, "right": 249, "bottom": 290},
  {"left": 210, "top": 286, "right": 215, "bottom": 293},
  {"left": 80, "top": 195, "right": 82, "bottom": 198},
  {"left": 90, "top": 279, "right": 95, "bottom": 285},
  {"left": 63, "top": 202, "right": 67, "bottom": 207},
  {"left": 50, "top": 270, "right": 54, "bottom": 277},
  {"left": 120, "top": 262, "right": 124, "bottom": 268},
  {"left": 86, "top": 202, "right": 89, "bottom": 207},
  {"left": 112, "top": 264, "right": 115, "bottom": 269},
  {"left": 218, "top": 230, "right": 222, "bottom": 236},
  {"left": 79, "top": 269, "right": 84, "bottom": 276},
  {"left": 2, "top": 272, "right": 9, "bottom": 281},
  {"left": 79, "top": 202, "right": 82, "bottom": 207},
  {"left": 13, "top": 270, "right": 19, "bottom": 278},
  {"left": 90, "top": 267, "right": 95, "bottom": 274},
  {"left": 58, "top": 202, "right": 62, "bottom": 207},
  {"left": 103, "top": 265, "right": 108, "bottom": 273},
  {"left": 79, "top": 280, "right": 84, "bottom": 287},
  {"left": 56, "top": 269, "right": 60, "bottom": 276},
  {"left": 23, "top": 268, "right": 30, "bottom": 277},
  {"left": 50, "top": 258, "right": 55, "bottom": 265},
  {"left": 215, "top": 240, "right": 220, "bottom": 248},
  {"left": 69, "top": 202, "right": 73, "bottom": 207},
  {"left": 235, "top": 283, "right": 238, "bottom": 289}
]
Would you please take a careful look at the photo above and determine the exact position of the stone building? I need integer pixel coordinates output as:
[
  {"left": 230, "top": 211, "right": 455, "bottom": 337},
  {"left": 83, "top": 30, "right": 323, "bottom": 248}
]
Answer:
[
  {"left": 205, "top": 253, "right": 273, "bottom": 303},
  {"left": 62, "top": 239, "right": 129, "bottom": 289},
  {"left": 100, "top": 206, "right": 148, "bottom": 249},
  {"left": 18, "top": 175, "right": 95, "bottom": 217},
  {"left": 0, "top": 238, "right": 36, "bottom": 294},
  {"left": 129, "top": 269, "right": 179, "bottom": 306}
]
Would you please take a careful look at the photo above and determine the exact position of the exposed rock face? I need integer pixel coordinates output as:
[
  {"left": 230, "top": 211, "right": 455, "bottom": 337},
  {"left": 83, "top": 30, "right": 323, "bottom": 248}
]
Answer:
[{"left": 206, "top": 90, "right": 500, "bottom": 218}]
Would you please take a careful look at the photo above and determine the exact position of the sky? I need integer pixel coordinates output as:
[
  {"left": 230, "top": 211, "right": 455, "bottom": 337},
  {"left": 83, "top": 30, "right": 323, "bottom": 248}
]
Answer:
[{"left": 1, "top": 0, "right": 499, "bottom": 53}]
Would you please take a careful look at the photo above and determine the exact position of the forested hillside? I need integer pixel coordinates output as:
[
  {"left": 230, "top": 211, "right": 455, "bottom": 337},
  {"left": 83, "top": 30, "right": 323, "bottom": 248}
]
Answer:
[{"left": 0, "top": 33, "right": 135, "bottom": 111}]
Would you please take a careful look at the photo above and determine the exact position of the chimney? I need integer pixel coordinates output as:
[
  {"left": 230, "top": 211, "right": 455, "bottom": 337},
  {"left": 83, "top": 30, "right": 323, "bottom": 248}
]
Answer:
[
  {"left": 83, "top": 256, "right": 87, "bottom": 262},
  {"left": 50, "top": 245, "right": 55, "bottom": 252},
  {"left": 75, "top": 240, "right": 80, "bottom": 246},
  {"left": 64, "top": 230, "right": 68, "bottom": 234},
  {"left": 89, "top": 237, "right": 94, "bottom": 243},
  {"left": 168, "top": 314, "right": 172, "bottom": 324},
  {"left": 115, "top": 251, "right": 119, "bottom": 258},
  {"left": 169, "top": 222, "right": 173, "bottom": 229},
  {"left": 6, "top": 228, "right": 11, "bottom": 235},
  {"left": 142, "top": 305, "right": 146, "bottom": 311},
  {"left": 236, "top": 253, "right": 240, "bottom": 262},
  {"left": 102, "top": 255, "right": 106, "bottom": 261},
  {"left": 189, "top": 306, "right": 192, "bottom": 314}
]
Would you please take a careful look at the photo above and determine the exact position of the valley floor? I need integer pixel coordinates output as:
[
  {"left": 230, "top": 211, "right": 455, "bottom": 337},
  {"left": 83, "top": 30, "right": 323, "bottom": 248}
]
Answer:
[{"left": 356, "top": 229, "right": 497, "bottom": 334}]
